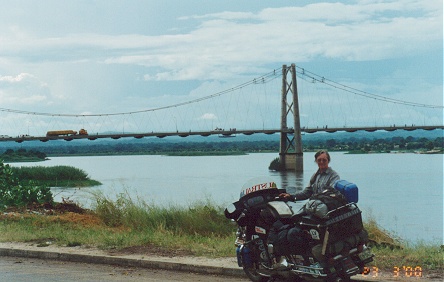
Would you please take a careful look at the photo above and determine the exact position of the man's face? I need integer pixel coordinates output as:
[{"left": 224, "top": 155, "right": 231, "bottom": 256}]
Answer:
[{"left": 316, "top": 153, "right": 329, "bottom": 170}]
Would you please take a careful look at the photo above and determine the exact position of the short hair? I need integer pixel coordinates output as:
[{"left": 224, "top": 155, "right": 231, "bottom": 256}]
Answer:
[{"left": 314, "top": 150, "right": 331, "bottom": 162}]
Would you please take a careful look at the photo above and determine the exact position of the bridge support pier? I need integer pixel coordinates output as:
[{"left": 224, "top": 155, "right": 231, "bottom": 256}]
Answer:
[{"left": 279, "top": 64, "right": 303, "bottom": 171}]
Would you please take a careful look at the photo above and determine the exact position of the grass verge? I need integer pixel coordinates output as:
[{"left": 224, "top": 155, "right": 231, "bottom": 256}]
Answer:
[{"left": 0, "top": 192, "right": 442, "bottom": 277}]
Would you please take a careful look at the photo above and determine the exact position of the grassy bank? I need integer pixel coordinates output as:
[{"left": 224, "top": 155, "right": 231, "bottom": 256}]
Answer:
[{"left": 0, "top": 193, "right": 442, "bottom": 276}]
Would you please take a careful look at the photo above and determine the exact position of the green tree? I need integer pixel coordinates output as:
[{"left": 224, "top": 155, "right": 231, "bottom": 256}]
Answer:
[
  {"left": 326, "top": 139, "right": 337, "bottom": 148},
  {"left": 425, "top": 141, "right": 435, "bottom": 150}
]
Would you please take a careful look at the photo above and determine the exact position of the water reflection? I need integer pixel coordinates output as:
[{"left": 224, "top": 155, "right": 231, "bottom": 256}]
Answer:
[{"left": 273, "top": 171, "right": 305, "bottom": 194}]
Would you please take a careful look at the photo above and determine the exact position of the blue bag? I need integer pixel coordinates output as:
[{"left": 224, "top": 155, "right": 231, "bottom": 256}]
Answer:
[{"left": 334, "top": 180, "right": 359, "bottom": 203}]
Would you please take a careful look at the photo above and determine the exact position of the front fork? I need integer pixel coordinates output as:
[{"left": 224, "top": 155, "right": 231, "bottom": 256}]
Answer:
[{"left": 235, "top": 228, "right": 272, "bottom": 268}]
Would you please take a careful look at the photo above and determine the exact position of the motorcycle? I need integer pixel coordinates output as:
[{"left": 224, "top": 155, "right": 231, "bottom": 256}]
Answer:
[{"left": 224, "top": 178, "right": 374, "bottom": 282}]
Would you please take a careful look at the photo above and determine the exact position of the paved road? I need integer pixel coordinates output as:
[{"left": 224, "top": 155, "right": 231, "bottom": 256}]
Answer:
[{"left": 0, "top": 256, "right": 250, "bottom": 282}]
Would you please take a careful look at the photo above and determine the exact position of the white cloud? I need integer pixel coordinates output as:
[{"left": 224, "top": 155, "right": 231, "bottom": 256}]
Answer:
[
  {"left": 0, "top": 0, "right": 440, "bottom": 81},
  {"left": 0, "top": 73, "right": 52, "bottom": 106},
  {"left": 199, "top": 113, "right": 217, "bottom": 120},
  {"left": 0, "top": 73, "right": 33, "bottom": 83}
]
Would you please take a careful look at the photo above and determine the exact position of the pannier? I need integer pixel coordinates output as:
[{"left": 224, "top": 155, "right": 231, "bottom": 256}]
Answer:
[
  {"left": 323, "top": 203, "right": 364, "bottom": 240},
  {"left": 268, "top": 223, "right": 308, "bottom": 256},
  {"left": 302, "top": 203, "right": 366, "bottom": 259}
]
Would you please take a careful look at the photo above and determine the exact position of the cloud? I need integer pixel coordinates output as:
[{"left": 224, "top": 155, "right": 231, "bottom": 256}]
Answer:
[
  {"left": 199, "top": 113, "right": 217, "bottom": 120},
  {"left": 0, "top": 73, "right": 51, "bottom": 105},
  {"left": 134, "top": 1, "right": 440, "bottom": 78},
  {"left": 0, "top": 1, "right": 440, "bottom": 82},
  {"left": 0, "top": 73, "right": 32, "bottom": 83}
]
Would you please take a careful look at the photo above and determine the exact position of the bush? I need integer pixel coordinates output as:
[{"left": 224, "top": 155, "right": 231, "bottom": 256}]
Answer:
[
  {"left": 269, "top": 157, "right": 284, "bottom": 171},
  {"left": 0, "top": 160, "right": 53, "bottom": 209}
]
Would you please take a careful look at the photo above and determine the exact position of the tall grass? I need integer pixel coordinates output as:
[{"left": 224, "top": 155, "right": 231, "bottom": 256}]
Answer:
[
  {"left": 90, "top": 191, "right": 236, "bottom": 255},
  {"left": 92, "top": 191, "right": 234, "bottom": 235},
  {"left": 363, "top": 217, "right": 443, "bottom": 271}
]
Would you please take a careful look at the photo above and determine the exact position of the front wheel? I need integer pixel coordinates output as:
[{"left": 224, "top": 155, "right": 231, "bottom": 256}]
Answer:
[
  {"left": 328, "top": 276, "right": 351, "bottom": 282},
  {"left": 243, "top": 263, "right": 302, "bottom": 282},
  {"left": 243, "top": 263, "right": 270, "bottom": 282}
]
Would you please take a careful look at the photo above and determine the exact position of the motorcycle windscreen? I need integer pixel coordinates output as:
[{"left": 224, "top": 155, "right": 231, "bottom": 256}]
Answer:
[{"left": 239, "top": 177, "right": 278, "bottom": 199}]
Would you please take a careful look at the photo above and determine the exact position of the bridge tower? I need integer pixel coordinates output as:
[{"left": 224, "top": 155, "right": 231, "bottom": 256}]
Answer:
[{"left": 279, "top": 64, "right": 303, "bottom": 171}]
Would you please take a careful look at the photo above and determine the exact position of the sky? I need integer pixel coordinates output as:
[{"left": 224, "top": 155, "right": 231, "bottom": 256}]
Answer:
[{"left": 0, "top": 0, "right": 442, "bottom": 135}]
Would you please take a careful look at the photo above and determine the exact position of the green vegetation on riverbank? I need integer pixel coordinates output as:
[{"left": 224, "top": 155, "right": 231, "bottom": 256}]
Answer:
[
  {"left": 0, "top": 161, "right": 53, "bottom": 208},
  {"left": 0, "top": 192, "right": 442, "bottom": 276},
  {"left": 10, "top": 165, "right": 101, "bottom": 187},
  {"left": 165, "top": 150, "right": 247, "bottom": 156},
  {"left": 1, "top": 148, "right": 47, "bottom": 162},
  {"left": 0, "top": 160, "right": 100, "bottom": 210}
]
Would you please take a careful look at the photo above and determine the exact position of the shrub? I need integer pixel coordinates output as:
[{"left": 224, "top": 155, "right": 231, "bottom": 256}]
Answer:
[
  {"left": 0, "top": 160, "right": 53, "bottom": 209},
  {"left": 269, "top": 157, "right": 284, "bottom": 171}
]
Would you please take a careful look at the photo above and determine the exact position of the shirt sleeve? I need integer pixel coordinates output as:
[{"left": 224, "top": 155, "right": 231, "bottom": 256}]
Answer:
[
  {"left": 328, "top": 171, "right": 340, "bottom": 189},
  {"left": 293, "top": 168, "right": 340, "bottom": 200},
  {"left": 293, "top": 185, "right": 313, "bottom": 201}
]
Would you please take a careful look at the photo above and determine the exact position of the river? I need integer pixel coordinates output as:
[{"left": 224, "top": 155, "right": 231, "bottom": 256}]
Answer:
[{"left": 8, "top": 152, "right": 443, "bottom": 245}]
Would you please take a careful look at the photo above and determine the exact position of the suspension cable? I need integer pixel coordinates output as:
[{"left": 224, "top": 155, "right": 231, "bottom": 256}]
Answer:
[
  {"left": 295, "top": 66, "right": 443, "bottom": 109},
  {"left": 1, "top": 65, "right": 441, "bottom": 118},
  {"left": 0, "top": 69, "right": 283, "bottom": 117}
]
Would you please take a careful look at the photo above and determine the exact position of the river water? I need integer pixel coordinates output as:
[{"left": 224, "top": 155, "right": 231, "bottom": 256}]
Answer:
[{"left": 9, "top": 152, "right": 443, "bottom": 245}]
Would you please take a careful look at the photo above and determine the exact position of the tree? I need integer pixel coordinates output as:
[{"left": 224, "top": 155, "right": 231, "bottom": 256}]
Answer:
[
  {"left": 326, "top": 139, "right": 337, "bottom": 148},
  {"left": 425, "top": 141, "right": 435, "bottom": 150},
  {"left": 406, "top": 136, "right": 415, "bottom": 142}
]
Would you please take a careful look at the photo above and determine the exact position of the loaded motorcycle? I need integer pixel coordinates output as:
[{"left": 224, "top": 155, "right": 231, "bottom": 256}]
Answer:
[{"left": 224, "top": 178, "right": 374, "bottom": 282}]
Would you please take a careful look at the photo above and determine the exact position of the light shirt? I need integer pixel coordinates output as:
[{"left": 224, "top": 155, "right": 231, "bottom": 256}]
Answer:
[{"left": 294, "top": 167, "right": 340, "bottom": 201}]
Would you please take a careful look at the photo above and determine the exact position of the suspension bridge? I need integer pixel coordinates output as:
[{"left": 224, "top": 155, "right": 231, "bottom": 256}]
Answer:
[{"left": 0, "top": 64, "right": 442, "bottom": 169}]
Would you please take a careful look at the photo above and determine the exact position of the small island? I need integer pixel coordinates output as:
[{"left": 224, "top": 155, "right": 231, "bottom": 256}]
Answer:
[
  {"left": 1, "top": 148, "right": 48, "bottom": 162},
  {"left": 1, "top": 149, "right": 101, "bottom": 188},
  {"left": 11, "top": 165, "right": 102, "bottom": 188}
]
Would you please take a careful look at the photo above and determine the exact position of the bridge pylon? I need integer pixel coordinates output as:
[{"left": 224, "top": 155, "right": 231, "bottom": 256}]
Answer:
[{"left": 279, "top": 64, "right": 303, "bottom": 171}]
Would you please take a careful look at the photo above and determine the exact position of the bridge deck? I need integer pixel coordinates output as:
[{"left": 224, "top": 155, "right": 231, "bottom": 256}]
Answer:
[{"left": 1, "top": 125, "right": 442, "bottom": 143}]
